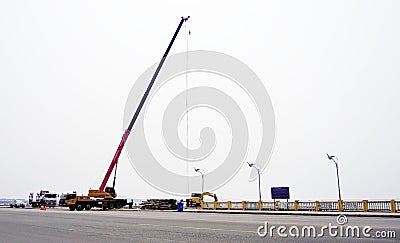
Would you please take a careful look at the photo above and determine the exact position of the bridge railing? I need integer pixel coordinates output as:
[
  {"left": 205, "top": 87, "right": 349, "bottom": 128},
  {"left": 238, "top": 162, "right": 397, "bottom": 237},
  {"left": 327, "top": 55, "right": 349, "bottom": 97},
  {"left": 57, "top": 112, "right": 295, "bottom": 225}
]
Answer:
[
  {"left": 262, "top": 201, "right": 276, "bottom": 210},
  {"left": 343, "top": 201, "right": 364, "bottom": 212},
  {"left": 245, "top": 201, "right": 259, "bottom": 210},
  {"left": 200, "top": 200, "right": 399, "bottom": 213},
  {"left": 216, "top": 202, "right": 229, "bottom": 210},
  {"left": 368, "top": 200, "right": 391, "bottom": 212},
  {"left": 230, "top": 202, "right": 243, "bottom": 210},
  {"left": 319, "top": 201, "right": 339, "bottom": 211},
  {"left": 202, "top": 202, "right": 214, "bottom": 210},
  {"left": 297, "top": 201, "right": 318, "bottom": 211}
]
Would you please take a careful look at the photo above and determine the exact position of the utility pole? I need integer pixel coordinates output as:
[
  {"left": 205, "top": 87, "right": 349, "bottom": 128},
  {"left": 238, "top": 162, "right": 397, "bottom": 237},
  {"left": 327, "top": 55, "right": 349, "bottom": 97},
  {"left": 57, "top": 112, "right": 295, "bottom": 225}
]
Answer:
[
  {"left": 327, "top": 154, "right": 342, "bottom": 201},
  {"left": 247, "top": 162, "right": 262, "bottom": 201},
  {"left": 194, "top": 168, "right": 204, "bottom": 197}
]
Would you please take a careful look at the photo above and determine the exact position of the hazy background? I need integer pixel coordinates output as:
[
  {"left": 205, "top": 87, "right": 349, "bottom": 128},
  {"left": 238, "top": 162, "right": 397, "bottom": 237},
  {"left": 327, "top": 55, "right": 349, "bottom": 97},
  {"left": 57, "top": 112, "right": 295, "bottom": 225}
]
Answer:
[{"left": 0, "top": 0, "right": 399, "bottom": 201}]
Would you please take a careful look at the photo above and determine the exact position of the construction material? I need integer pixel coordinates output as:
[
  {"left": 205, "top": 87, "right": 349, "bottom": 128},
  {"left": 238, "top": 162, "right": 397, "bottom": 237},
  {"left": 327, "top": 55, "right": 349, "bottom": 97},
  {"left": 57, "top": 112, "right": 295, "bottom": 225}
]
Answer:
[{"left": 141, "top": 199, "right": 178, "bottom": 210}]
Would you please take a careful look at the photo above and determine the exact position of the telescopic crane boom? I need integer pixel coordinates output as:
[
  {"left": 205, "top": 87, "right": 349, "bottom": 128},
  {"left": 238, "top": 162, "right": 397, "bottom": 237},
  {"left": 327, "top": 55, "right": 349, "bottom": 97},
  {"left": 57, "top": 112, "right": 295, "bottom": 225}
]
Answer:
[{"left": 99, "top": 16, "right": 190, "bottom": 194}]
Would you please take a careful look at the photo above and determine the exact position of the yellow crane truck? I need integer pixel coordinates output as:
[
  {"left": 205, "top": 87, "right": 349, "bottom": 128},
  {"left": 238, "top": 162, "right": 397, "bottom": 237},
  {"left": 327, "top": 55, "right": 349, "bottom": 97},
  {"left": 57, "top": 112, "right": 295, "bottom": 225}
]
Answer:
[{"left": 65, "top": 17, "right": 190, "bottom": 211}]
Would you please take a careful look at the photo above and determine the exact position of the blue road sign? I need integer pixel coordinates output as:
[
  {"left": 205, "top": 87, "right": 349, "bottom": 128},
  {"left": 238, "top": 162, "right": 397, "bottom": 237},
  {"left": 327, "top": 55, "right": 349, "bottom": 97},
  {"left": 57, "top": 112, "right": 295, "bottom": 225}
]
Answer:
[{"left": 271, "top": 187, "right": 290, "bottom": 199}]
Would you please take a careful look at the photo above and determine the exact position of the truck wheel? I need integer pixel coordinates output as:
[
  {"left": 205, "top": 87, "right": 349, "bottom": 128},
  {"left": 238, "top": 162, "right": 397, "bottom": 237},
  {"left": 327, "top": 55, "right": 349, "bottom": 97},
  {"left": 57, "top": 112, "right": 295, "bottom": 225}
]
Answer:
[
  {"left": 76, "top": 204, "right": 84, "bottom": 211},
  {"left": 69, "top": 206, "right": 76, "bottom": 211},
  {"left": 109, "top": 203, "right": 114, "bottom": 209},
  {"left": 116, "top": 202, "right": 122, "bottom": 209},
  {"left": 85, "top": 204, "right": 91, "bottom": 210}
]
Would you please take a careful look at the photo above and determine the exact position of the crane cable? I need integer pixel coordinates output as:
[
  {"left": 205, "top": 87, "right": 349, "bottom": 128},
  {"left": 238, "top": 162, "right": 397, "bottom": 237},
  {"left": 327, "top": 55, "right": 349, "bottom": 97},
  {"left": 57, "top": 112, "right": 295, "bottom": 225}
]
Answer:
[{"left": 185, "top": 21, "right": 191, "bottom": 196}]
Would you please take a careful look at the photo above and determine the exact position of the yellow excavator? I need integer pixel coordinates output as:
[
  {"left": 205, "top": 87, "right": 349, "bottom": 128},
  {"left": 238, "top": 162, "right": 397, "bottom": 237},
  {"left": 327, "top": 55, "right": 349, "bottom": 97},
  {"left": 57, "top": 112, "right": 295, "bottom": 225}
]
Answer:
[{"left": 186, "top": 192, "right": 218, "bottom": 207}]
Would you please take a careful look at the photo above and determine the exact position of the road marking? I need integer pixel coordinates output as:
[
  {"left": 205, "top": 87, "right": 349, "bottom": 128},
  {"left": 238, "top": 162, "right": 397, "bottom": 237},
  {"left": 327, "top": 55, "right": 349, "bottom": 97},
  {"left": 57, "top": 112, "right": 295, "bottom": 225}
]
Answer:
[{"left": 136, "top": 223, "right": 255, "bottom": 234}]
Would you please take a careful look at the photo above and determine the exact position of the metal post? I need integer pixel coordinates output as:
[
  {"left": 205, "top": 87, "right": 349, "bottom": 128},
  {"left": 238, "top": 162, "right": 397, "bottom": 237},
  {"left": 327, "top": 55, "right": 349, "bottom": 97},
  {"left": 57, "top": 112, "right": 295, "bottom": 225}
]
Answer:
[
  {"left": 194, "top": 167, "right": 204, "bottom": 198},
  {"left": 334, "top": 160, "right": 342, "bottom": 201},
  {"left": 201, "top": 173, "right": 204, "bottom": 196},
  {"left": 257, "top": 168, "right": 261, "bottom": 202}
]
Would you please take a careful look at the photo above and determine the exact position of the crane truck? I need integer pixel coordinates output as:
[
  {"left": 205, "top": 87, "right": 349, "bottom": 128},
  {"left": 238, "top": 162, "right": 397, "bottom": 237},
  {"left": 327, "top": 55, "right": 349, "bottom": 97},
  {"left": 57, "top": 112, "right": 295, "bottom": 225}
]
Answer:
[
  {"left": 66, "top": 16, "right": 190, "bottom": 211},
  {"left": 28, "top": 190, "right": 58, "bottom": 208}
]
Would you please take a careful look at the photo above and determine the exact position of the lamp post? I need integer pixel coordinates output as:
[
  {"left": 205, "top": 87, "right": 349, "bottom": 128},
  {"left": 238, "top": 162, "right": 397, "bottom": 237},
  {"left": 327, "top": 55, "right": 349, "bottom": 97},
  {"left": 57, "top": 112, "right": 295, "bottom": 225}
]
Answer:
[
  {"left": 194, "top": 168, "right": 204, "bottom": 196},
  {"left": 247, "top": 162, "right": 261, "bottom": 202},
  {"left": 326, "top": 154, "right": 342, "bottom": 201}
]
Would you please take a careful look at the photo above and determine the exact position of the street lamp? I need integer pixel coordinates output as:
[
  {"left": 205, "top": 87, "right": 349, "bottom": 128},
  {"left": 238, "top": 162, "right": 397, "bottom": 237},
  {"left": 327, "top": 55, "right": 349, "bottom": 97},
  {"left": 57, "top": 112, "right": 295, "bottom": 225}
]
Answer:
[
  {"left": 247, "top": 162, "right": 262, "bottom": 202},
  {"left": 326, "top": 154, "right": 342, "bottom": 201},
  {"left": 194, "top": 167, "right": 204, "bottom": 196}
]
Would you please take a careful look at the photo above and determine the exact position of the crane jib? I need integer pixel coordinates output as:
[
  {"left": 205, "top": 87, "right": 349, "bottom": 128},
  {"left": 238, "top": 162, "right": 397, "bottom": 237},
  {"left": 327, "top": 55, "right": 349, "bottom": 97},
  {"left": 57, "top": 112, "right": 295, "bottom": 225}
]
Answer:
[{"left": 99, "top": 16, "right": 190, "bottom": 192}]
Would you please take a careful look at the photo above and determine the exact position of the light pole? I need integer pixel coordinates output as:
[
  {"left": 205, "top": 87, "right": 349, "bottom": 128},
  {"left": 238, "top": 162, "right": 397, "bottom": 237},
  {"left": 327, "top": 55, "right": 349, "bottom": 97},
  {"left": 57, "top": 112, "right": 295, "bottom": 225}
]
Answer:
[
  {"left": 194, "top": 168, "right": 204, "bottom": 197},
  {"left": 326, "top": 154, "right": 342, "bottom": 201},
  {"left": 247, "top": 162, "right": 262, "bottom": 202}
]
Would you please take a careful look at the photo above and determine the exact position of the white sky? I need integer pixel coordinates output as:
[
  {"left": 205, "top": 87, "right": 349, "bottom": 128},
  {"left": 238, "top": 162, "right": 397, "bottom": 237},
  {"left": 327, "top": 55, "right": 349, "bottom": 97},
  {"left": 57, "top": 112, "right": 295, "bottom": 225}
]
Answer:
[{"left": 0, "top": 0, "right": 399, "bottom": 201}]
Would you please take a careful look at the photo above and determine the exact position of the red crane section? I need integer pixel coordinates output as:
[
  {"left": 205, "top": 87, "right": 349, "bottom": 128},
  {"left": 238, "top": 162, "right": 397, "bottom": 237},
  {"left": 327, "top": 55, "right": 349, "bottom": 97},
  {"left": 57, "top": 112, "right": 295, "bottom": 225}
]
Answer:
[{"left": 99, "top": 16, "right": 190, "bottom": 192}]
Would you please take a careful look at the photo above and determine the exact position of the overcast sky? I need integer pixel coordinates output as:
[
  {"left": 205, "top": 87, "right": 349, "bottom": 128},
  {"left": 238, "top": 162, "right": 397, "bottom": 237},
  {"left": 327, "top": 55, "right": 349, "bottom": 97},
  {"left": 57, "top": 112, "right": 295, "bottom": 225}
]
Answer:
[{"left": 0, "top": 0, "right": 399, "bottom": 201}]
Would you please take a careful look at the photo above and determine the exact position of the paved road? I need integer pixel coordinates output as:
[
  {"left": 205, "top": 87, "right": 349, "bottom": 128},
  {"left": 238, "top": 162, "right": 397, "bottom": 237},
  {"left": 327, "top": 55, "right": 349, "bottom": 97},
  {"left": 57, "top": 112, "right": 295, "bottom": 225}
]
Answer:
[{"left": 0, "top": 208, "right": 398, "bottom": 242}]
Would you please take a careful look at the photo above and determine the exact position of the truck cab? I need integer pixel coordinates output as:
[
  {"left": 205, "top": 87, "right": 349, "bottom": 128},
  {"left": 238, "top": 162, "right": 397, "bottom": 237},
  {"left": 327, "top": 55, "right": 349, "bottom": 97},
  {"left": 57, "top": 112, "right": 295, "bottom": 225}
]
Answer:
[
  {"left": 41, "top": 193, "right": 58, "bottom": 207},
  {"left": 59, "top": 192, "right": 76, "bottom": 207}
]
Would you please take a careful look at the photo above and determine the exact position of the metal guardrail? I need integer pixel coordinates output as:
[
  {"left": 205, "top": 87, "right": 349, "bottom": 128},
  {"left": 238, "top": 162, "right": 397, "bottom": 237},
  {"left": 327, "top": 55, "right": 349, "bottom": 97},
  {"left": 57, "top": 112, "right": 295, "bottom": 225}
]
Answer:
[
  {"left": 368, "top": 200, "right": 391, "bottom": 212},
  {"left": 200, "top": 200, "right": 399, "bottom": 213},
  {"left": 246, "top": 202, "right": 259, "bottom": 210},
  {"left": 319, "top": 201, "right": 339, "bottom": 211},
  {"left": 343, "top": 201, "right": 364, "bottom": 212},
  {"left": 217, "top": 202, "right": 229, "bottom": 210},
  {"left": 230, "top": 202, "right": 243, "bottom": 210},
  {"left": 262, "top": 201, "right": 276, "bottom": 210},
  {"left": 298, "top": 201, "right": 317, "bottom": 211},
  {"left": 203, "top": 202, "right": 214, "bottom": 210}
]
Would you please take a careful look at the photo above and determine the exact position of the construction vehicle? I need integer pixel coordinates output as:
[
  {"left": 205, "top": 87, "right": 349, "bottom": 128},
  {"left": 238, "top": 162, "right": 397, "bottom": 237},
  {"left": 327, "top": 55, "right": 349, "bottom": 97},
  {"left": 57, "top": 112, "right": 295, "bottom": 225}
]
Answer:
[
  {"left": 65, "top": 16, "right": 190, "bottom": 211},
  {"left": 64, "top": 192, "right": 127, "bottom": 211},
  {"left": 29, "top": 190, "right": 47, "bottom": 207},
  {"left": 58, "top": 192, "right": 77, "bottom": 207},
  {"left": 28, "top": 190, "right": 56, "bottom": 208},
  {"left": 186, "top": 192, "right": 218, "bottom": 207},
  {"left": 41, "top": 192, "right": 58, "bottom": 207}
]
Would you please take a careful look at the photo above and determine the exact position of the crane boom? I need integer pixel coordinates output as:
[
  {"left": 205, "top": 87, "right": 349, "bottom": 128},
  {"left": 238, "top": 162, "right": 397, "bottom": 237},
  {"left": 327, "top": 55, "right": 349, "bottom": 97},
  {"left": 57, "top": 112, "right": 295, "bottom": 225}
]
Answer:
[{"left": 99, "top": 16, "right": 190, "bottom": 192}]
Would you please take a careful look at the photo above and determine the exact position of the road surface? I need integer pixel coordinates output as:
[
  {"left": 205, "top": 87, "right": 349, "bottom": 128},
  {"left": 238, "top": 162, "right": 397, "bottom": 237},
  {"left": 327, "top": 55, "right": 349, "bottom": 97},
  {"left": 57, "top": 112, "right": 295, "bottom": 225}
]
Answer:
[{"left": 0, "top": 207, "right": 398, "bottom": 242}]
